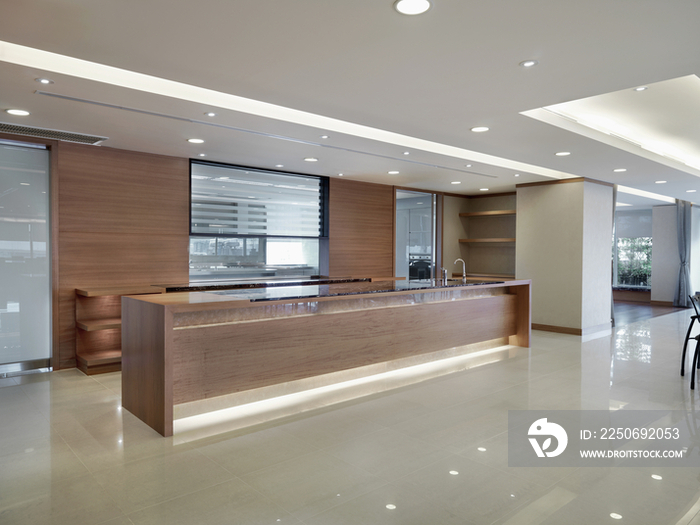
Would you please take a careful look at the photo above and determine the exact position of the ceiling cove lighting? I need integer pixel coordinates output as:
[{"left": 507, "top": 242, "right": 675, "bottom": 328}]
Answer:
[
  {"left": 394, "top": 0, "right": 431, "bottom": 15},
  {"left": 471, "top": 126, "right": 489, "bottom": 133},
  {"left": 5, "top": 109, "right": 30, "bottom": 116},
  {"left": 0, "top": 40, "right": 575, "bottom": 182},
  {"left": 519, "top": 59, "right": 538, "bottom": 68},
  {"left": 187, "top": 138, "right": 204, "bottom": 143}
]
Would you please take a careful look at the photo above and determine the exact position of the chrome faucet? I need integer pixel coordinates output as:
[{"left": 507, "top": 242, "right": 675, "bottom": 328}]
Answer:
[{"left": 454, "top": 258, "right": 466, "bottom": 284}]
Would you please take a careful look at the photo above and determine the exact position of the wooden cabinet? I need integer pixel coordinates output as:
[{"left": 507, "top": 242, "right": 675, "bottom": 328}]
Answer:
[
  {"left": 75, "top": 285, "right": 165, "bottom": 375},
  {"left": 455, "top": 194, "right": 516, "bottom": 279}
]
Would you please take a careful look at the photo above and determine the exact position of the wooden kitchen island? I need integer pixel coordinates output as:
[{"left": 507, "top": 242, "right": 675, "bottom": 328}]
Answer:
[{"left": 122, "top": 279, "right": 531, "bottom": 436}]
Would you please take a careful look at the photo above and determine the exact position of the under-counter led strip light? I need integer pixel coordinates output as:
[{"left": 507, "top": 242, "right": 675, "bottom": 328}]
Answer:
[
  {"left": 0, "top": 40, "right": 571, "bottom": 180},
  {"left": 173, "top": 344, "right": 514, "bottom": 441}
]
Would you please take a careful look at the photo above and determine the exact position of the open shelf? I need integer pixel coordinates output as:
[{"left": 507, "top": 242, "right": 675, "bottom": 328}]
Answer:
[
  {"left": 76, "top": 285, "right": 165, "bottom": 297},
  {"left": 76, "top": 349, "right": 122, "bottom": 375},
  {"left": 75, "top": 285, "right": 166, "bottom": 375},
  {"left": 459, "top": 210, "right": 516, "bottom": 217},
  {"left": 76, "top": 318, "right": 122, "bottom": 332},
  {"left": 459, "top": 238, "right": 516, "bottom": 243}
]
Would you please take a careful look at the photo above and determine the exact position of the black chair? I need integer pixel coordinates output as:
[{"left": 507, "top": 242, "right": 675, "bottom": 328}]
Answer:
[{"left": 681, "top": 295, "right": 700, "bottom": 377}]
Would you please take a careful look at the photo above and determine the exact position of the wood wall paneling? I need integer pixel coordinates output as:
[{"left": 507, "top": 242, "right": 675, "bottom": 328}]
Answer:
[
  {"left": 57, "top": 144, "right": 190, "bottom": 368},
  {"left": 328, "top": 178, "right": 394, "bottom": 277}
]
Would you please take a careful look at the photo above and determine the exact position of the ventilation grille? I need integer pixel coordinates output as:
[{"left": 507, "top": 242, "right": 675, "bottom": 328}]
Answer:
[{"left": 0, "top": 122, "right": 107, "bottom": 145}]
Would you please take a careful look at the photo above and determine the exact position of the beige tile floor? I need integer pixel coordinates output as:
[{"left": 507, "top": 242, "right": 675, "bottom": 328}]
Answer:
[{"left": 2, "top": 309, "right": 700, "bottom": 524}]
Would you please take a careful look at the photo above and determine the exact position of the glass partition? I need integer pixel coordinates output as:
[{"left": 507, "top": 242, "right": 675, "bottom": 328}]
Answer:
[{"left": 0, "top": 142, "right": 51, "bottom": 370}]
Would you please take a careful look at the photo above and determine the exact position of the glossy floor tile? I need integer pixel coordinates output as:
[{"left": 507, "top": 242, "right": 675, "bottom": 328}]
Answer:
[{"left": 2, "top": 308, "right": 700, "bottom": 524}]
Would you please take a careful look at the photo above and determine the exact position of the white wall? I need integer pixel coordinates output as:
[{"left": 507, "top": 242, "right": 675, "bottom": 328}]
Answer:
[
  {"left": 582, "top": 182, "right": 613, "bottom": 331},
  {"left": 516, "top": 182, "right": 584, "bottom": 330},
  {"left": 651, "top": 205, "right": 678, "bottom": 303},
  {"left": 516, "top": 180, "right": 613, "bottom": 334}
]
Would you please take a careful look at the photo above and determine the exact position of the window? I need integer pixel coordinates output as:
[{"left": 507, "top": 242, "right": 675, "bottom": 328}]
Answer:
[
  {"left": 613, "top": 209, "right": 652, "bottom": 288},
  {"left": 189, "top": 162, "right": 327, "bottom": 281}
]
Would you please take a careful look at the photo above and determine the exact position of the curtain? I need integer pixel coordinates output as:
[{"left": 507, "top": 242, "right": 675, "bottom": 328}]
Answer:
[{"left": 674, "top": 199, "right": 692, "bottom": 308}]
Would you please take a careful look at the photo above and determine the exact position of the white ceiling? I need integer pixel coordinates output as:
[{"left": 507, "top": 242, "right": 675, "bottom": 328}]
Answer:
[{"left": 1, "top": 0, "right": 699, "bottom": 207}]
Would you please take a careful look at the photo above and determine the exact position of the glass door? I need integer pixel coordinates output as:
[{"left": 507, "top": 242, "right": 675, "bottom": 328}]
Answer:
[
  {"left": 396, "top": 190, "right": 436, "bottom": 281},
  {"left": 0, "top": 142, "right": 51, "bottom": 373}
]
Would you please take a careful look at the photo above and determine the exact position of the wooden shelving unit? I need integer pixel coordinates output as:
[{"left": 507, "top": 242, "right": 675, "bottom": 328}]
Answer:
[
  {"left": 455, "top": 194, "right": 517, "bottom": 279},
  {"left": 75, "top": 285, "right": 165, "bottom": 375}
]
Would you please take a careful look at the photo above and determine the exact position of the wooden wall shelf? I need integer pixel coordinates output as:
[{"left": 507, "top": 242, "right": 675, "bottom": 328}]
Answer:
[
  {"left": 76, "top": 318, "right": 122, "bottom": 332},
  {"left": 459, "top": 210, "right": 516, "bottom": 217},
  {"left": 459, "top": 238, "right": 516, "bottom": 243}
]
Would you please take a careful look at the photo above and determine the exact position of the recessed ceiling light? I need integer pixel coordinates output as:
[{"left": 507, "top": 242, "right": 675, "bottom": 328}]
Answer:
[
  {"left": 555, "top": 151, "right": 571, "bottom": 156},
  {"left": 477, "top": 447, "right": 487, "bottom": 452},
  {"left": 465, "top": 164, "right": 472, "bottom": 168},
  {"left": 275, "top": 164, "right": 284, "bottom": 168},
  {"left": 204, "top": 112, "right": 216, "bottom": 117},
  {"left": 393, "top": 0, "right": 431, "bottom": 15},
  {"left": 613, "top": 168, "right": 627, "bottom": 173},
  {"left": 471, "top": 126, "right": 489, "bottom": 133},
  {"left": 20, "top": 182, "right": 30, "bottom": 186},
  {"left": 519, "top": 59, "right": 539, "bottom": 68},
  {"left": 304, "top": 157, "right": 318, "bottom": 162},
  {"left": 338, "top": 173, "right": 344, "bottom": 176},
  {"left": 6, "top": 109, "right": 30, "bottom": 116},
  {"left": 386, "top": 504, "right": 397, "bottom": 510},
  {"left": 188, "top": 138, "right": 204, "bottom": 143},
  {"left": 479, "top": 188, "right": 489, "bottom": 192},
  {"left": 320, "top": 135, "right": 329, "bottom": 139},
  {"left": 514, "top": 173, "right": 520, "bottom": 177},
  {"left": 449, "top": 470, "right": 459, "bottom": 475},
  {"left": 610, "top": 513, "right": 622, "bottom": 520},
  {"left": 655, "top": 180, "right": 667, "bottom": 184},
  {"left": 403, "top": 151, "right": 410, "bottom": 155},
  {"left": 451, "top": 181, "right": 461, "bottom": 185},
  {"left": 388, "top": 170, "right": 400, "bottom": 174},
  {"left": 35, "top": 78, "right": 53, "bottom": 84},
  {"left": 687, "top": 189, "right": 697, "bottom": 193},
  {"left": 634, "top": 86, "right": 648, "bottom": 91},
  {"left": 651, "top": 474, "right": 663, "bottom": 480},
  {"left": 198, "top": 153, "right": 206, "bottom": 157}
]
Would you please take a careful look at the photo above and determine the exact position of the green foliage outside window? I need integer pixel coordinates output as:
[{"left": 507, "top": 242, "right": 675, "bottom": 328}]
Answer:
[{"left": 617, "top": 237, "right": 652, "bottom": 287}]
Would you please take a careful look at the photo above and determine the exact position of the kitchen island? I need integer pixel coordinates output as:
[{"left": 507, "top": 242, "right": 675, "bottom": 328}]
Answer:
[{"left": 122, "top": 279, "right": 531, "bottom": 436}]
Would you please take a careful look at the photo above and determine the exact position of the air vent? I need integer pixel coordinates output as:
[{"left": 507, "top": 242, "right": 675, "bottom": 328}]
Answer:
[{"left": 0, "top": 122, "right": 107, "bottom": 145}]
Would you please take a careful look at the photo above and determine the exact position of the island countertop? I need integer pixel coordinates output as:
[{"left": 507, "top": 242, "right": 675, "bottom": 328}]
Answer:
[{"left": 121, "top": 278, "right": 531, "bottom": 436}]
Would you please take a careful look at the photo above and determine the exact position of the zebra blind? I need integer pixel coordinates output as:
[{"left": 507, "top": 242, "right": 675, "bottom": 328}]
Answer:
[{"left": 190, "top": 162, "right": 323, "bottom": 237}]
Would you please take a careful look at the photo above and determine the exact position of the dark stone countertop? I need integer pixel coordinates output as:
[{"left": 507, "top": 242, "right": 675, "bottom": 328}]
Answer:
[{"left": 208, "top": 279, "right": 505, "bottom": 302}]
